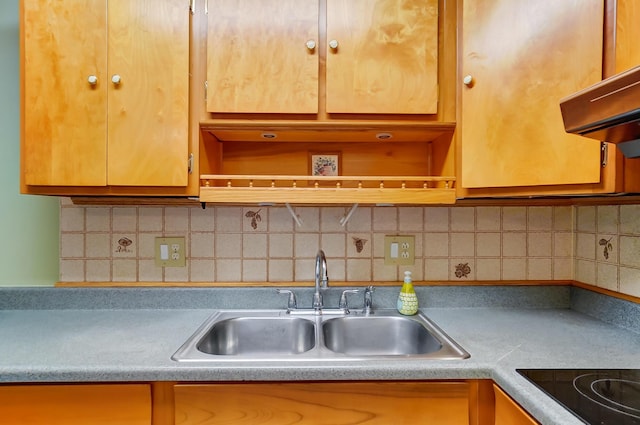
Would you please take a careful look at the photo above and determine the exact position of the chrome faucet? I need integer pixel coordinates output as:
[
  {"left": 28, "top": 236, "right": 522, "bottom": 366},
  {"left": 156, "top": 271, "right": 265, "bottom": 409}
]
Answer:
[
  {"left": 313, "top": 250, "right": 329, "bottom": 310},
  {"left": 363, "top": 285, "right": 375, "bottom": 315}
]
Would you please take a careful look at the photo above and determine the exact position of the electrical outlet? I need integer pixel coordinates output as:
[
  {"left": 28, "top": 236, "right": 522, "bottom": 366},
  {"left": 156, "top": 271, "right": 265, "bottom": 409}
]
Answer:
[
  {"left": 384, "top": 235, "right": 415, "bottom": 266},
  {"left": 155, "top": 237, "right": 186, "bottom": 267}
]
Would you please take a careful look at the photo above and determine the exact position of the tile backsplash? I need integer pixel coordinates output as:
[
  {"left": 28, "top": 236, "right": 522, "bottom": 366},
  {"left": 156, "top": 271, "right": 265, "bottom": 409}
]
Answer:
[{"left": 58, "top": 199, "right": 640, "bottom": 297}]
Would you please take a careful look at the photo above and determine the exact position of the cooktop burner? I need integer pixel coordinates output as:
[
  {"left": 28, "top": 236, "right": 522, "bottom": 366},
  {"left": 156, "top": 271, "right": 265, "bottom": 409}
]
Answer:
[{"left": 518, "top": 369, "right": 640, "bottom": 425}]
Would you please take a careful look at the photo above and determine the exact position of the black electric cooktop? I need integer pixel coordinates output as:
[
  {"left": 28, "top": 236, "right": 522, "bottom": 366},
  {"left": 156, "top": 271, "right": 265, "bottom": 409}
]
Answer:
[{"left": 518, "top": 369, "right": 640, "bottom": 425}]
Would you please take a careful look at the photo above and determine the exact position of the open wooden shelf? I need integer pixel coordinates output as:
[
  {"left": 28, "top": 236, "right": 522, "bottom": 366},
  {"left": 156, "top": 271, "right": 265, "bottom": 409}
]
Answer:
[{"left": 199, "top": 175, "right": 456, "bottom": 205}]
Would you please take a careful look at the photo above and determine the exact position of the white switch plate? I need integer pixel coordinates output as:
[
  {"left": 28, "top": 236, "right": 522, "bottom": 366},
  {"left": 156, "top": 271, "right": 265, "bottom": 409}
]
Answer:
[
  {"left": 384, "top": 235, "right": 415, "bottom": 265},
  {"left": 155, "top": 237, "right": 186, "bottom": 267}
]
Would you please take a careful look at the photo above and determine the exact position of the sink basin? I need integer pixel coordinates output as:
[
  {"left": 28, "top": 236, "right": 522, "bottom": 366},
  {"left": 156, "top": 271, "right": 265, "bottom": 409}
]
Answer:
[
  {"left": 197, "top": 317, "right": 315, "bottom": 355},
  {"left": 172, "top": 309, "right": 469, "bottom": 362},
  {"left": 322, "top": 316, "right": 442, "bottom": 355}
]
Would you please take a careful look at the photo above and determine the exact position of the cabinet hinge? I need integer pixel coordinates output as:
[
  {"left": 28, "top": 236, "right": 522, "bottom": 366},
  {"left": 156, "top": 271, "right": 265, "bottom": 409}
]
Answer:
[
  {"left": 188, "top": 153, "right": 194, "bottom": 174},
  {"left": 205, "top": 0, "right": 208, "bottom": 14},
  {"left": 189, "top": 0, "right": 195, "bottom": 15},
  {"left": 204, "top": 81, "right": 208, "bottom": 105},
  {"left": 601, "top": 142, "right": 608, "bottom": 168}
]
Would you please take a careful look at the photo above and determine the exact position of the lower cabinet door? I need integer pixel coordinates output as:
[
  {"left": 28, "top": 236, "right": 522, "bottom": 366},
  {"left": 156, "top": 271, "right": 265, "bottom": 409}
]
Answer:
[
  {"left": 494, "top": 384, "right": 539, "bottom": 425},
  {"left": 0, "top": 384, "right": 151, "bottom": 425},
  {"left": 175, "top": 381, "right": 470, "bottom": 425}
]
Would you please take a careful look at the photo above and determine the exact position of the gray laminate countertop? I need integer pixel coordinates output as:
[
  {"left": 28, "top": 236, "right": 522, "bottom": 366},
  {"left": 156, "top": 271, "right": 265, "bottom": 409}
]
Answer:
[{"left": 0, "top": 285, "right": 638, "bottom": 425}]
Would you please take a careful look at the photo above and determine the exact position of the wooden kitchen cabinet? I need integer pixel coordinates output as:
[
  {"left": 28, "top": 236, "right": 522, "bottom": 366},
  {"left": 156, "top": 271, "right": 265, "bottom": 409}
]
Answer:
[
  {"left": 457, "top": 0, "right": 614, "bottom": 197},
  {"left": 494, "top": 384, "right": 539, "bottom": 425},
  {"left": 21, "top": 0, "right": 191, "bottom": 194},
  {"left": 174, "top": 382, "right": 470, "bottom": 424},
  {"left": 0, "top": 384, "right": 151, "bottom": 425},
  {"left": 207, "top": 0, "right": 438, "bottom": 115}
]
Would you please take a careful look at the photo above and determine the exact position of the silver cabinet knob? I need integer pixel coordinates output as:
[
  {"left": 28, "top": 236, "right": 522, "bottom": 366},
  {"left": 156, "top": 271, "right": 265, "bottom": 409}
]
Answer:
[
  {"left": 463, "top": 75, "right": 474, "bottom": 87},
  {"left": 87, "top": 75, "right": 98, "bottom": 85},
  {"left": 328, "top": 39, "right": 339, "bottom": 50},
  {"left": 111, "top": 74, "right": 122, "bottom": 85},
  {"left": 305, "top": 39, "right": 316, "bottom": 51}
]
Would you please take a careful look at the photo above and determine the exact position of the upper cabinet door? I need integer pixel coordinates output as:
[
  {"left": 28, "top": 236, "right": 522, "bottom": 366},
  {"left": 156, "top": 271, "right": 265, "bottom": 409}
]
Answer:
[
  {"left": 22, "top": 0, "right": 108, "bottom": 186},
  {"left": 460, "top": 0, "right": 605, "bottom": 189},
  {"left": 107, "top": 0, "right": 189, "bottom": 186},
  {"left": 325, "top": 0, "right": 439, "bottom": 114},
  {"left": 206, "top": 0, "right": 319, "bottom": 113}
]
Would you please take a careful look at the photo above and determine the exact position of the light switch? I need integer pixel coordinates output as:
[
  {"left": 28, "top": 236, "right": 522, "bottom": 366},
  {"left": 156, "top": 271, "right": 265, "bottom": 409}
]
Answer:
[
  {"left": 384, "top": 235, "right": 415, "bottom": 266},
  {"left": 160, "top": 244, "right": 169, "bottom": 260},
  {"left": 155, "top": 237, "right": 186, "bottom": 267}
]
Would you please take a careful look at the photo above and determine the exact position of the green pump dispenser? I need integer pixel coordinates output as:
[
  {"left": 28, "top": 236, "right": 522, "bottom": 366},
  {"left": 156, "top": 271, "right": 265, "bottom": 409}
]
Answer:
[{"left": 397, "top": 270, "right": 418, "bottom": 315}]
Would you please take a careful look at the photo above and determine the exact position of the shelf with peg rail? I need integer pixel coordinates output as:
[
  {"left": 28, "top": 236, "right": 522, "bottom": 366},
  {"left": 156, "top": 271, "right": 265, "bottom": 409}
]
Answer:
[{"left": 199, "top": 175, "right": 456, "bottom": 205}]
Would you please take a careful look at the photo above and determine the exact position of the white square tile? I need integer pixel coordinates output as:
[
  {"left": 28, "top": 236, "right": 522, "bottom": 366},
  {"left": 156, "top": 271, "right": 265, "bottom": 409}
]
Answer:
[
  {"left": 424, "top": 207, "right": 449, "bottom": 231},
  {"left": 190, "top": 207, "right": 215, "bottom": 232},
  {"left": 86, "top": 208, "right": 110, "bottom": 232},
  {"left": 112, "top": 259, "right": 137, "bottom": 282},
  {"left": 450, "top": 207, "right": 475, "bottom": 231},
  {"left": 243, "top": 259, "right": 267, "bottom": 281},
  {"left": 112, "top": 207, "right": 138, "bottom": 232},
  {"left": 576, "top": 206, "right": 596, "bottom": 232},
  {"left": 553, "top": 258, "right": 573, "bottom": 280},
  {"left": 503, "top": 207, "right": 526, "bottom": 231},
  {"left": 476, "top": 258, "right": 501, "bottom": 280},
  {"left": 401, "top": 259, "right": 423, "bottom": 281},
  {"left": 450, "top": 259, "right": 475, "bottom": 280},
  {"left": 165, "top": 265, "right": 189, "bottom": 282},
  {"left": 215, "top": 233, "right": 242, "bottom": 258},
  {"left": 60, "top": 206, "right": 85, "bottom": 232},
  {"left": 85, "top": 260, "right": 110, "bottom": 282},
  {"left": 347, "top": 234, "right": 371, "bottom": 257},
  {"left": 216, "top": 207, "right": 243, "bottom": 232},
  {"left": 327, "top": 258, "right": 346, "bottom": 282},
  {"left": 553, "top": 232, "right": 573, "bottom": 258},
  {"left": 346, "top": 259, "right": 372, "bottom": 281},
  {"left": 527, "top": 258, "right": 552, "bottom": 280},
  {"left": 502, "top": 233, "right": 526, "bottom": 257},
  {"left": 372, "top": 208, "right": 397, "bottom": 232},
  {"left": 596, "top": 234, "right": 617, "bottom": 263},
  {"left": 450, "top": 233, "right": 475, "bottom": 257},
  {"left": 424, "top": 259, "right": 449, "bottom": 280},
  {"left": 295, "top": 207, "right": 320, "bottom": 232},
  {"left": 320, "top": 207, "right": 348, "bottom": 232},
  {"left": 398, "top": 207, "right": 424, "bottom": 232},
  {"left": 191, "top": 232, "right": 215, "bottom": 258},
  {"left": 528, "top": 207, "right": 553, "bottom": 231},
  {"left": 321, "top": 233, "right": 346, "bottom": 257},
  {"left": 620, "top": 236, "right": 640, "bottom": 268},
  {"left": 190, "top": 259, "right": 215, "bottom": 282},
  {"left": 528, "top": 232, "right": 552, "bottom": 257},
  {"left": 268, "top": 207, "right": 295, "bottom": 232},
  {"left": 345, "top": 207, "right": 372, "bottom": 232},
  {"left": 476, "top": 207, "right": 501, "bottom": 231},
  {"left": 597, "top": 263, "right": 619, "bottom": 291},
  {"left": 59, "top": 259, "right": 84, "bottom": 282},
  {"left": 424, "top": 233, "right": 449, "bottom": 257},
  {"left": 216, "top": 259, "right": 242, "bottom": 282},
  {"left": 553, "top": 206, "right": 573, "bottom": 231},
  {"left": 575, "top": 259, "right": 596, "bottom": 285},
  {"left": 164, "top": 207, "right": 189, "bottom": 233},
  {"left": 597, "top": 205, "right": 619, "bottom": 234},
  {"left": 60, "top": 234, "right": 84, "bottom": 258},
  {"left": 620, "top": 205, "right": 640, "bottom": 235},
  {"left": 294, "top": 258, "right": 315, "bottom": 281},
  {"left": 476, "top": 233, "right": 501, "bottom": 257},
  {"left": 243, "top": 233, "right": 268, "bottom": 258},
  {"left": 372, "top": 233, "right": 387, "bottom": 258},
  {"left": 620, "top": 266, "right": 640, "bottom": 298},
  {"left": 138, "top": 208, "right": 163, "bottom": 232},
  {"left": 243, "top": 207, "right": 267, "bottom": 232},
  {"left": 575, "top": 232, "right": 596, "bottom": 260},
  {"left": 294, "top": 234, "right": 320, "bottom": 258},
  {"left": 139, "top": 259, "right": 163, "bottom": 282},
  {"left": 269, "top": 234, "right": 294, "bottom": 258},
  {"left": 501, "top": 258, "right": 526, "bottom": 280},
  {"left": 268, "top": 259, "right": 294, "bottom": 282},
  {"left": 86, "top": 234, "right": 111, "bottom": 258},
  {"left": 373, "top": 259, "right": 398, "bottom": 282},
  {"left": 138, "top": 234, "right": 158, "bottom": 259},
  {"left": 113, "top": 234, "right": 136, "bottom": 258}
]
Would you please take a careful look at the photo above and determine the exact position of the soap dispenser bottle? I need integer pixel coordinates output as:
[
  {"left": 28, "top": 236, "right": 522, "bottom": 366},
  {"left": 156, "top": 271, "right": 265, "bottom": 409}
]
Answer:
[{"left": 397, "top": 271, "right": 418, "bottom": 315}]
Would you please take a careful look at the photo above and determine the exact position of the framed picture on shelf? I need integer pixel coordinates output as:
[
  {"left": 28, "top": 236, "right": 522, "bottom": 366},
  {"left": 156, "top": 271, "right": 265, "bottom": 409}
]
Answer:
[{"left": 309, "top": 152, "right": 341, "bottom": 177}]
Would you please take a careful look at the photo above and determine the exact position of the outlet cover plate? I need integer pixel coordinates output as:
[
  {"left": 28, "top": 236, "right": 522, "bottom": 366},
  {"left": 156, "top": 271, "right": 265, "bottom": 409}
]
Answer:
[
  {"left": 155, "top": 237, "right": 186, "bottom": 267},
  {"left": 384, "top": 235, "right": 415, "bottom": 265}
]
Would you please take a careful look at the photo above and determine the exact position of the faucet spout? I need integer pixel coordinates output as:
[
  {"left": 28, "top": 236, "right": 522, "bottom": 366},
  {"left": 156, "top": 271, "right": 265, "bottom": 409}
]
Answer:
[{"left": 313, "top": 250, "right": 329, "bottom": 310}]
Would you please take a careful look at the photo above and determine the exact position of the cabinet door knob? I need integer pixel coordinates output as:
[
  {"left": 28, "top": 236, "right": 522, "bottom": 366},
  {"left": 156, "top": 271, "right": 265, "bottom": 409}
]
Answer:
[
  {"left": 111, "top": 74, "right": 122, "bottom": 85},
  {"left": 328, "top": 39, "right": 339, "bottom": 50},
  {"left": 463, "top": 75, "right": 474, "bottom": 87},
  {"left": 87, "top": 75, "right": 98, "bottom": 85},
  {"left": 305, "top": 39, "right": 316, "bottom": 51}
]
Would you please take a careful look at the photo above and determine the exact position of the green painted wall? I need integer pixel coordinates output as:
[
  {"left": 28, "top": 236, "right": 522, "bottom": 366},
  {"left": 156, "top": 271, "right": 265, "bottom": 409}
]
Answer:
[{"left": 0, "top": 1, "right": 59, "bottom": 286}]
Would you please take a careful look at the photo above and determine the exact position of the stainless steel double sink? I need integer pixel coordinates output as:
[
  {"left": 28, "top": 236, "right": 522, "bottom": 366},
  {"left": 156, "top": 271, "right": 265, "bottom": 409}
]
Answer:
[{"left": 172, "top": 309, "right": 469, "bottom": 362}]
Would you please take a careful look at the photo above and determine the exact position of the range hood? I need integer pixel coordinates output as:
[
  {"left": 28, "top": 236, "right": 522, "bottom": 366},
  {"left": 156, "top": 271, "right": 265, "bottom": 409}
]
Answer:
[{"left": 560, "top": 65, "right": 640, "bottom": 158}]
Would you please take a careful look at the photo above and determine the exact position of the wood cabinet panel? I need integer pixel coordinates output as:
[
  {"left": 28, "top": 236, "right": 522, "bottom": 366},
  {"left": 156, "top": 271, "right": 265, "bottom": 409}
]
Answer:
[
  {"left": 0, "top": 384, "right": 151, "bottom": 425},
  {"left": 175, "top": 382, "right": 470, "bottom": 425},
  {"left": 615, "top": 0, "right": 640, "bottom": 73},
  {"left": 459, "top": 0, "right": 605, "bottom": 190},
  {"left": 325, "top": 0, "right": 438, "bottom": 114},
  {"left": 207, "top": 0, "right": 319, "bottom": 113},
  {"left": 22, "top": 0, "right": 108, "bottom": 186},
  {"left": 494, "top": 384, "right": 539, "bottom": 425}
]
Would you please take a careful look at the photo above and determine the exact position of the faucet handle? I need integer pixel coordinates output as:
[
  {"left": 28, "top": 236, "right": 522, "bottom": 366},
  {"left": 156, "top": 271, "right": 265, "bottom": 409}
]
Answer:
[
  {"left": 339, "top": 289, "right": 361, "bottom": 313},
  {"left": 276, "top": 289, "right": 297, "bottom": 311},
  {"left": 363, "top": 286, "right": 375, "bottom": 314}
]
